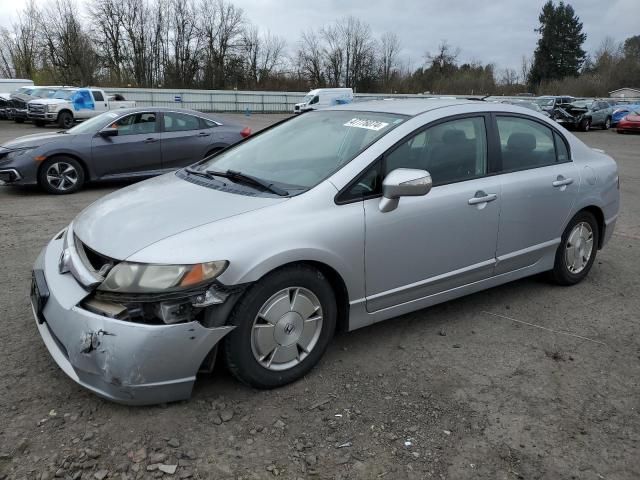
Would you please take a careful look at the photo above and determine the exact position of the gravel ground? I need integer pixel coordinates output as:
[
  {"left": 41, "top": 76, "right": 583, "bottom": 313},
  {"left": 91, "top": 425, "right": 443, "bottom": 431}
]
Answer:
[{"left": 0, "top": 118, "right": 638, "bottom": 480}]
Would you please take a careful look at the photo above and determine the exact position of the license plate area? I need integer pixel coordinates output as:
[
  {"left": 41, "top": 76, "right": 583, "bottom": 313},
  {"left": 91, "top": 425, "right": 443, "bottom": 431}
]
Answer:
[{"left": 31, "top": 269, "right": 50, "bottom": 323}]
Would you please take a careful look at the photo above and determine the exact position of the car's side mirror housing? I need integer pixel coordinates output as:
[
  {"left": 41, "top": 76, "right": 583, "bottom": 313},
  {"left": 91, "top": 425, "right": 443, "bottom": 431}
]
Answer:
[
  {"left": 99, "top": 127, "right": 118, "bottom": 137},
  {"left": 379, "top": 168, "right": 432, "bottom": 212}
]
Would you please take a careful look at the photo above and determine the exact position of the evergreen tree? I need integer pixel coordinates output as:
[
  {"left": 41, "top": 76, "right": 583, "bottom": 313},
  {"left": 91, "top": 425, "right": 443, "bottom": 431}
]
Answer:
[{"left": 528, "top": 1, "right": 587, "bottom": 87}]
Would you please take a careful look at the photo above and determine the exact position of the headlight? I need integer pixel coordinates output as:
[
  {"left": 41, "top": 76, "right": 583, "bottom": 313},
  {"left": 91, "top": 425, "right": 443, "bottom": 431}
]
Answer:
[
  {"left": 8, "top": 146, "right": 38, "bottom": 158},
  {"left": 46, "top": 104, "right": 59, "bottom": 112},
  {"left": 98, "top": 261, "right": 228, "bottom": 293}
]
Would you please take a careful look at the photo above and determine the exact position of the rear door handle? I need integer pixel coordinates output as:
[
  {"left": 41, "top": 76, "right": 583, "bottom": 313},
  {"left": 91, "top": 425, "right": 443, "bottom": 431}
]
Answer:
[
  {"left": 144, "top": 138, "right": 158, "bottom": 143},
  {"left": 468, "top": 192, "right": 497, "bottom": 205},
  {"left": 552, "top": 176, "right": 574, "bottom": 187}
]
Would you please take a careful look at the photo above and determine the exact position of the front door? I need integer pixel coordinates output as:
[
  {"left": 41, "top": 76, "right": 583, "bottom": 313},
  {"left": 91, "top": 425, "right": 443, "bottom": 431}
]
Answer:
[
  {"left": 363, "top": 115, "right": 501, "bottom": 312},
  {"left": 91, "top": 111, "right": 162, "bottom": 177},
  {"left": 493, "top": 115, "right": 579, "bottom": 274}
]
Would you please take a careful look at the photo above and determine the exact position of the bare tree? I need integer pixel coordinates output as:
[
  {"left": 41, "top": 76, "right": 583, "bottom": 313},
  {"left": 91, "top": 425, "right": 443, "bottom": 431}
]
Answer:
[
  {"left": 499, "top": 68, "right": 519, "bottom": 86},
  {"left": 321, "top": 24, "right": 344, "bottom": 87},
  {"left": 1, "top": 0, "right": 41, "bottom": 79},
  {"left": 520, "top": 55, "right": 532, "bottom": 85},
  {"left": 296, "top": 30, "right": 325, "bottom": 86},
  {"left": 88, "top": 0, "right": 126, "bottom": 84},
  {"left": 242, "top": 29, "right": 285, "bottom": 87},
  {"left": 379, "top": 32, "right": 400, "bottom": 91},
  {"left": 426, "top": 40, "right": 459, "bottom": 74}
]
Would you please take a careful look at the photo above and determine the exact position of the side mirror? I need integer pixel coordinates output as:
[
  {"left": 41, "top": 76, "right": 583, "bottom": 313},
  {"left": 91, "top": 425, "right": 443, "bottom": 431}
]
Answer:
[
  {"left": 99, "top": 127, "right": 118, "bottom": 137},
  {"left": 379, "top": 168, "right": 432, "bottom": 213}
]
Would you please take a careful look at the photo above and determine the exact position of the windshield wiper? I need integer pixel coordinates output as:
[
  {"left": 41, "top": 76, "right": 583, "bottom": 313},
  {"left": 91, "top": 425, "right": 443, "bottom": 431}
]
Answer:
[{"left": 207, "top": 169, "right": 289, "bottom": 196}]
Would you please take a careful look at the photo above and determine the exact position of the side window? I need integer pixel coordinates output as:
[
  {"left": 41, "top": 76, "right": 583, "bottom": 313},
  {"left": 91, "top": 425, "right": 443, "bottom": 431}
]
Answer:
[
  {"left": 383, "top": 117, "right": 488, "bottom": 186},
  {"left": 201, "top": 117, "right": 219, "bottom": 129},
  {"left": 109, "top": 112, "right": 157, "bottom": 136},
  {"left": 554, "top": 132, "right": 570, "bottom": 162},
  {"left": 92, "top": 91, "right": 104, "bottom": 102},
  {"left": 164, "top": 112, "right": 201, "bottom": 132},
  {"left": 339, "top": 160, "right": 383, "bottom": 202},
  {"left": 496, "top": 116, "right": 558, "bottom": 171},
  {"left": 309, "top": 95, "right": 319, "bottom": 105}
]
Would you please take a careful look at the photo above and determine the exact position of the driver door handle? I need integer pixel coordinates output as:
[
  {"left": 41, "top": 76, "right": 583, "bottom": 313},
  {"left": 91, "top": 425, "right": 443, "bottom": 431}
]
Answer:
[
  {"left": 197, "top": 132, "right": 210, "bottom": 137},
  {"left": 468, "top": 192, "right": 497, "bottom": 205},
  {"left": 553, "top": 176, "right": 574, "bottom": 187},
  {"left": 144, "top": 137, "right": 158, "bottom": 143}
]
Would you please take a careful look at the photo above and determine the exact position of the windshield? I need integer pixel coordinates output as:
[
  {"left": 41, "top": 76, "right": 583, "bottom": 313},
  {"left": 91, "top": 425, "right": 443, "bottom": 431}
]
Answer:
[
  {"left": 67, "top": 111, "right": 121, "bottom": 134},
  {"left": 570, "top": 100, "right": 592, "bottom": 108},
  {"left": 53, "top": 90, "right": 77, "bottom": 100},
  {"left": 195, "top": 110, "right": 407, "bottom": 191},
  {"left": 302, "top": 94, "right": 314, "bottom": 103},
  {"left": 535, "top": 98, "right": 554, "bottom": 107}
]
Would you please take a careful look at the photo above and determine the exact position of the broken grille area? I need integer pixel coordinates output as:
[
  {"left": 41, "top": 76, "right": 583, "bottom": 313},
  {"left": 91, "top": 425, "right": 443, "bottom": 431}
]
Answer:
[{"left": 74, "top": 235, "right": 116, "bottom": 276}]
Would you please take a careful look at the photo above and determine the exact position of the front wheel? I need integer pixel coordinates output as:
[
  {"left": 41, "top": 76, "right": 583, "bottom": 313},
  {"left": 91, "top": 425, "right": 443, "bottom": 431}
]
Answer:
[
  {"left": 57, "top": 111, "right": 73, "bottom": 129},
  {"left": 223, "top": 265, "right": 337, "bottom": 389},
  {"left": 603, "top": 117, "right": 611, "bottom": 130},
  {"left": 580, "top": 118, "right": 591, "bottom": 132},
  {"left": 549, "top": 211, "right": 599, "bottom": 286},
  {"left": 38, "top": 157, "right": 85, "bottom": 194}
]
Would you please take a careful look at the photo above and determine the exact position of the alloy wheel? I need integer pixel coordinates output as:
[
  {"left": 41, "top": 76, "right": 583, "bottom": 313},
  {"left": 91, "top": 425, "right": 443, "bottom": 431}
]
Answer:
[
  {"left": 565, "top": 221, "right": 594, "bottom": 274},
  {"left": 251, "top": 287, "right": 323, "bottom": 371},
  {"left": 46, "top": 162, "right": 79, "bottom": 192}
]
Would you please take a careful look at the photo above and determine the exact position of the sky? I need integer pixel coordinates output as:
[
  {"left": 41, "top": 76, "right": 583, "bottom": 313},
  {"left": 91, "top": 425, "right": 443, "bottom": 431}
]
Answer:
[{"left": 0, "top": 0, "right": 637, "bottom": 73}]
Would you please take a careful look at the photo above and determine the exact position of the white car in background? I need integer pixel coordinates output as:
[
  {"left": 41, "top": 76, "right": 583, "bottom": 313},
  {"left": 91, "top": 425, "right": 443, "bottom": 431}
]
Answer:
[{"left": 294, "top": 88, "right": 353, "bottom": 113}]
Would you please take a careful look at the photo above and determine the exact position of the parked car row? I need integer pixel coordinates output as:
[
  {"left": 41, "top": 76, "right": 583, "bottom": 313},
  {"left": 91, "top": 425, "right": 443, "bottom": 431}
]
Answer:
[{"left": 0, "top": 85, "right": 135, "bottom": 128}]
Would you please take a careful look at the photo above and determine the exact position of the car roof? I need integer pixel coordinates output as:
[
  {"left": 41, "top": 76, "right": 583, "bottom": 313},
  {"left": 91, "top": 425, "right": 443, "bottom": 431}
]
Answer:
[{"left": 327, "top": 98, "right": 476, "bottom": 117}]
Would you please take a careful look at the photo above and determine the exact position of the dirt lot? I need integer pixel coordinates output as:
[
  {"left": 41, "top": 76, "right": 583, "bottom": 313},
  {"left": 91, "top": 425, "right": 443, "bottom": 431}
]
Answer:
[{"left": 0, "top": 117, "right": 638, "bottom": 480}]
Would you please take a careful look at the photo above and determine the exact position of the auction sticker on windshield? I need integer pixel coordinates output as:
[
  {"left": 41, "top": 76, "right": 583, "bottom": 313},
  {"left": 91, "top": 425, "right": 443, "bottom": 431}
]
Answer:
[{"left": 344, "top": 118, "right": 390, "bottom": 131}]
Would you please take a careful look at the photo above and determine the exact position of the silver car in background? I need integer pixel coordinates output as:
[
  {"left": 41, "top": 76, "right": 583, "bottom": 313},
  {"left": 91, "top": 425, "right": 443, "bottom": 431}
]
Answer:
[{"left": 31, "top": 99, "right": 619, "bottom": 404}]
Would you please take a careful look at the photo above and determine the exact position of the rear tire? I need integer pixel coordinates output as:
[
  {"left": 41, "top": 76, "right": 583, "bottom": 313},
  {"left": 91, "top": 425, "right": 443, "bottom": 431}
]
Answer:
[
  {"left": 57, "top": 111, "right": 73, "bottom": 129},
  {"left": 223, "top": 264, "right": 337, "bottom": 389},
  {"left": 549, "top": 211, "right": 599, "bottom": 286},
  {"left": 38, "top": 157, "right": 85, "bottom": 194}
]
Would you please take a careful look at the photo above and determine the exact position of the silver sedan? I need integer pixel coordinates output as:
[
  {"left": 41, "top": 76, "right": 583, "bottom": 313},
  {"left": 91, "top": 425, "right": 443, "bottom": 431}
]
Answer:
[{"left": 31, "top": 99, "right": 620, "bottom": 404}]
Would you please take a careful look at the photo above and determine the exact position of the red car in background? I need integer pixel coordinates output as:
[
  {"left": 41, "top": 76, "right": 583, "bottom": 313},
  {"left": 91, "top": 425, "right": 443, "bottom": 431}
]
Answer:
[{"left": 617, "top": 110, "right": 640, "bottom": 133}]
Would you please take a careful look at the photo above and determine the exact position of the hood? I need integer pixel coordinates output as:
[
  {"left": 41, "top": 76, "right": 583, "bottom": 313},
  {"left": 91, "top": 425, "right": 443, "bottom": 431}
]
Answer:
[
  {"left": 2, "top": 131, "right": 72, "bottom": 149},
  {"left": 30, "top": 98, "right": 67, "bottom": 105},
  {"left": 73, "top": 173, "right": 288, "bottom": 260}
]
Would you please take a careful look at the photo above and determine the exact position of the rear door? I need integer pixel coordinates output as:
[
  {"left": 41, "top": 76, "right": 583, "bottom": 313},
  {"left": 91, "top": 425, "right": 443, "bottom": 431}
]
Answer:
[
  {"left": 91, "top": 111, "right": 162, "bottom": 177},
  {"left": 493, "top": 114, "right": 579, "bottom": 274},
  {"left": 160, "top": 111, "right": 213, "bottom": 170},
  {"left": 91, "top": 90, "right": 108, "bottom": 113}
]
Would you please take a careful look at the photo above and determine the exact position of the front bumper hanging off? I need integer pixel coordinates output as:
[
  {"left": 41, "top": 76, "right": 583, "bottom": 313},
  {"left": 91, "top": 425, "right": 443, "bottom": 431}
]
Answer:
[{"left": 31, "top": 234, "right": 234, "bottom": 405}]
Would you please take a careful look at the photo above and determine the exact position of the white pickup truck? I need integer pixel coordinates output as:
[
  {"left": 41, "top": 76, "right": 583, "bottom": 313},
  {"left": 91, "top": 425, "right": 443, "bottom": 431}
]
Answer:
[{"left": 27, "top": 88, "right": 135, "bottom": 128}]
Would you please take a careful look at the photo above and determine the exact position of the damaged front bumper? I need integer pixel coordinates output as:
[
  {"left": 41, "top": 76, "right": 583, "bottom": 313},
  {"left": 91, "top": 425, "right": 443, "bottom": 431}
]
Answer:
[{"left": 31, "top": 235, "right": 235, "bottom": 405}]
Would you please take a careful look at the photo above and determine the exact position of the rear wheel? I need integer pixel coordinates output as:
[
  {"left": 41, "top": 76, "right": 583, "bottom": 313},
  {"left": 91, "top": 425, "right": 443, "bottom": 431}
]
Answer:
[
  {"left": 603, "top": 117, "right": 611, "bottom": 130},
  {"left": 38, "top": 157, "right": 85, "bottom": 194},
  {"left": 549, "top": 211, "right": 599, "bottom": 286},
  {"left": 57, "top": 111, "right": 73, "bottom": 129},
  {"left": 223, "top": 265, "right": 337, "bottom": 389}
]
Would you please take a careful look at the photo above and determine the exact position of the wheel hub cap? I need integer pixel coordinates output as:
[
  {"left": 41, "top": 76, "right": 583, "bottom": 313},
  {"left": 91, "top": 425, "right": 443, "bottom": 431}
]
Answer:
[
  {"left": 565, "top": 222, "right": 594, "bottom": 274},
  {"left": 46, "top": 162, "right": 78, "bottom": 191},
  {"left": 251, "top": 287, "right": 323, "bottom": 371}
]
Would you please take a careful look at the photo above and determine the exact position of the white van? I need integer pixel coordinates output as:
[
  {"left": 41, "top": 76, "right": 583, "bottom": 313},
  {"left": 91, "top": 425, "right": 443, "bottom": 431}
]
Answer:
[
  {"left": 0, "top": 78, "right": 34, "bottom": 94},
  {"left": 294, "top": 88, "right": 353, "bottom": 113}
]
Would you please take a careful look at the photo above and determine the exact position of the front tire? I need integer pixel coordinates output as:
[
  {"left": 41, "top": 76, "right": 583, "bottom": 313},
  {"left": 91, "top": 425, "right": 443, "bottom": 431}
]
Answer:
[
  {"left": 579, "top": 118, "right": 591, "bottom": 132},
  {"left": 550, "top": 211, "right": 599, "bottom": 286},
  {"left": 603, "top": 117, "right": 611, "bottom": 130},
  {"left": 57, "top": 111, "right": 73, "bottom": 129},
  {"left": 38, "top": 157, "right": 85, "bottom": 194},
  {"left": 223, "top": 265, "right": 337, "bottom": 389}
]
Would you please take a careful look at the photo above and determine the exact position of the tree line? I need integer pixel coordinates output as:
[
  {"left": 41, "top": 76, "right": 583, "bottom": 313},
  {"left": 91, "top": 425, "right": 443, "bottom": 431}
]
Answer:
[{"left": 1, "top": 0, "right": 638, "bottom": 96}]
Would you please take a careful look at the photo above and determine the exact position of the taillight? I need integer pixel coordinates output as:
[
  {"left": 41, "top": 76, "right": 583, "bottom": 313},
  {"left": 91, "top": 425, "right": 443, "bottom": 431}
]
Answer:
[{"left": 241, "top": 127, "right": 251, "bottom": 138}]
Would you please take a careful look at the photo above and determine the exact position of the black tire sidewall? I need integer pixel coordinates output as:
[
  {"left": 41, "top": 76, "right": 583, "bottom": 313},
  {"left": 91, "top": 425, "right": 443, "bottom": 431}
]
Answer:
[
  {"left": 58, "top": 112, "right": 73, "bottom": 129},
  {"left": 604, "top": 117, "right": 611, "bottom": 130},
  {"left": 38, "top": 157, "right": 85, "bottom": 194},
  {"left": 552, "top": 211, "right": 599, "bottom": 285},
  {"left": 223, "top": 265, "right": 337, "bottom": 389}
]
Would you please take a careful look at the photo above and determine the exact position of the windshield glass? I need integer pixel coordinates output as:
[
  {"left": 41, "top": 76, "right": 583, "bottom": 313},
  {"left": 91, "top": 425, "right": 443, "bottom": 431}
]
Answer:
[
  {"left": 302, "top": 94, "right": 314, "bottom": 103},
  {"left": 535, "top": 98, "right": 554, "bottom": 107},
  {"left": 53, "top": 90, "right": 77, "bottom": 100},
  {"left": 67, "top": 111, "right": 121, "bottom": 134},
  {"left": 196, "top": 110, "right": 407, "bottom": 190},
  {"left": 570, "top": 100, "right": 592, "bottom": 108}
]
